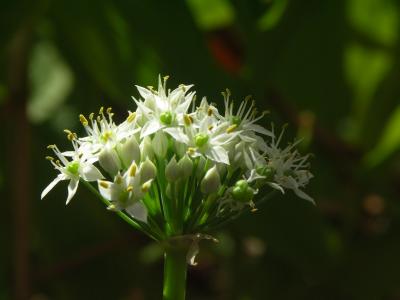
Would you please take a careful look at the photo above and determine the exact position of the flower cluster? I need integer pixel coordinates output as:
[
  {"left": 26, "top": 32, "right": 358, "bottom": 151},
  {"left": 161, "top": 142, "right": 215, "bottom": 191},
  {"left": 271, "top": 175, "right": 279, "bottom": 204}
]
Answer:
[{"left": 42, "top": 76, "right": 313, "bottom": 239}]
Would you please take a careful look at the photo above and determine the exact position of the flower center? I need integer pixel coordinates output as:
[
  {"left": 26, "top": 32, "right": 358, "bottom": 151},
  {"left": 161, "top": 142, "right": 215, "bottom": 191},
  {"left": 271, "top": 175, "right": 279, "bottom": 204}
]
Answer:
[
  {"left": 257, "top": 166, "right": 275, "bottom": 181},
  {"left": 195, "top": 133, "right": 209, "bottom": 147},
  {"left": 160, "top": 111, "right": 173, "bottom": 125},
  {"left": 231, "top": 116, "right": 241, "bottom": 126},
  {"left": 101, "top": 130, "right": 113, "bottom": 142},
  {"left": 67, "top": 161, "right": 80, "bottom": 175}
]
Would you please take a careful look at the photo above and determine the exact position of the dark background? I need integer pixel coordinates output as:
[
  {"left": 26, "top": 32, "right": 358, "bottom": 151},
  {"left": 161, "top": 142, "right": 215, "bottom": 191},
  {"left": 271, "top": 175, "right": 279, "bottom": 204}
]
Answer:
[{"left": 1, "top": 0, "right": 400, "bottom": 299}]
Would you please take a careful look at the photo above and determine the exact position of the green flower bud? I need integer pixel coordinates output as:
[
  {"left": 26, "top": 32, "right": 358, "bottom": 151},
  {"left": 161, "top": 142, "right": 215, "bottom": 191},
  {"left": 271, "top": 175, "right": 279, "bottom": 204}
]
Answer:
[
  {"left": 119, "top": 136, "right": 140, "bottom": 167},
  {"left": 140, "top": 158, "right": 157, "bottom": 183},
  {"left": 195, "top": 133, "right": 209, "bottom": 148},
  {"left": 257, "top": 166, "right": 275, "bottom": 181},
  {"left": 165, "top": 156, "right": 181, "bottom": 182},
  {"left": 160, "top": 111, "right": 173, "bottom": 125},
  {"left": 178, "top": 155, "right": 193, "bottom": 179},
  {"left": 201, "top": 166, "right": 220, "bottom": 194},
  {"left": 99, "top": 148, "right": 121, "bottom": 176},
  {"left": 231, "top": 179, "right": 254, "bottom": 203}
]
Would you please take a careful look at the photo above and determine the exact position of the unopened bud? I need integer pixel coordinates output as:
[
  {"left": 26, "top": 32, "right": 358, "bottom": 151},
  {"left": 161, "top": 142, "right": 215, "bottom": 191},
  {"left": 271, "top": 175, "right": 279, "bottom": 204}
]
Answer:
[
  {"left": 231, "top": 180, "right": 254, "bottom": 203},
  {"left": 140, "top": 158, "right": 157, "bottom": 183},
  {"left": 152, "top": 131, "right": 168, "bottom": 158},
  {"left": 141, "top": 136, "right": 154, "bottom": 160},
  {"left": 165, "top": 156, "right": 181, "bottom": 182},
  {"left": 99, "top": 148, "right": 121, "bottom": 176},
  {"left": 119, "top": 136, "right": 140, "bottom": 167},
  {"left": 201, "top": 166, "right": 220, "bottom": 194},
  {"left": 178, "top": 155, "right": 193, "bottom": 179}
]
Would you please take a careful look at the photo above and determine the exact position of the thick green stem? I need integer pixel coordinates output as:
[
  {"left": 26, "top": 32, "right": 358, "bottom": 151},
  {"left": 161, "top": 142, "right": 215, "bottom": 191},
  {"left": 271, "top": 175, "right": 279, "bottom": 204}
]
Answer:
[{"left": 163, "top": 246, "right": 188, "bottom": 300}]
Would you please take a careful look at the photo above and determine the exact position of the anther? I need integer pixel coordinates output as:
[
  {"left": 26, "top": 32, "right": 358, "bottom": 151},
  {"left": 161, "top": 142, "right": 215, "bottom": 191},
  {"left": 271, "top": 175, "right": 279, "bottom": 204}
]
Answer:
[
  {"left": 79, "top": 114, "right": 89, "bottom": 126},
  {"left": 99, "top": 181, "right": 109, "bottom": 189}
]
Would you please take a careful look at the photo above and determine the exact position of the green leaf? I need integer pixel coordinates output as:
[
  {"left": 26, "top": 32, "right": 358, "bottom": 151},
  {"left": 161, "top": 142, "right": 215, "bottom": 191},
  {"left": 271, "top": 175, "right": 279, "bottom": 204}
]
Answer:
[
  {"left": 186, "top": 0, "right": 235, "bottom": 30},
  {"left": 27, "top": 41, "right": 74, "bottom": 123},
  {"left": 258, "top": 0, "right": 288, "bottom": 31},
  {"left": 364, "top": 105, "right": 400, "bottom": 166}
]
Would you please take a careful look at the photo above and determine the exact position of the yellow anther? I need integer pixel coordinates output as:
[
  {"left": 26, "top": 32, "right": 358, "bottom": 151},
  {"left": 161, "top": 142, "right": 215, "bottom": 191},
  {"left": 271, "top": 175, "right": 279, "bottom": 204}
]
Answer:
[
  {"left": 225, "top": 88, "right": 231, "bottom": 96},
  {"left": 226, "top": 124, "right": 237, "bottom": 133},
  {"left": 208, "top": 125, "right": 214, "bottom": 131},
  {"left": 129, "top": 163, "right": 137, "bottom": 177},
  {"left": 45, "top": 156, "right": 54, "bottom": 161},
  {"left": 184, "top": 114, "right": 192, "bottom": 126},
  {"left": 127, "top": 111, "right": 136, "bottom": 123},
  {"left": 89, "top": 113, "right": 94, "bottom": 120},
  {"left": 99, "top": 181, "right": 109, "bottom": 189},
  {"left": 126, "top": 186, "right": 133, "bottom": 193},
  {"left": 207, "top": 108, "right": 213, "bottom": 116},
  {"left": 47, "top": 144, "right": 56, "bottom": 149},
  {"left": 106, "top": 107, "right": 112, "bottom": 114},
  {"left": 99, "top": 106, "right": 104, "bottom": 115},
  {"left": 55, "top": 160, "right": 61, "bottom": 167},
  {"left": 163, "top": 75, "right": 170, "bottom": 81},
  {"left": 141, "top": 182, "right": 151, "bottom": 193},
  {"left": 79, "top": 114, "right": 88, "bottom": 126},
  {"left": 97, "top": 116, "right": 102, "bottom": 122}
]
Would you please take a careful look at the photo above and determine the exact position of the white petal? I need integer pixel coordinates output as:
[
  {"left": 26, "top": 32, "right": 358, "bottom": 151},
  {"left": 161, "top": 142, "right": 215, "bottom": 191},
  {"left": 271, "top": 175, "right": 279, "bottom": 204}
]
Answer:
[
  {"left": 207, "top": 146, "right": 229, "bottom": 165},
  {"left": 135, "top": 85, "right": 153, "bottom": 99},
  {"left": 294, "top": 188, "right": 315, "bottom": 204},
  {"left": 164, "top": 127, "right": 189, "bottom": 144},
  {"left": 66, "top": 179, "right": 79, "bottom": 204},
  {"left": 41, "top": 175, "right": 64, "bottom": 199},
  {"left": 98, "top": 180, "right": 112, "bottom": 200},
  {"left": 267, "top": 182, "right": 285, "bottom": 193},
  {"left": 82, "top": 164, "right": 104, "bottom": 181},
  {"left": 126, "top": 201, "right": 148, "bottom": 223},
  {"left": 141, "top": 120, "right": 162, "bottom": 137},
  {"left": 246, "top": 124, "right": 274, "bottom": 136}
]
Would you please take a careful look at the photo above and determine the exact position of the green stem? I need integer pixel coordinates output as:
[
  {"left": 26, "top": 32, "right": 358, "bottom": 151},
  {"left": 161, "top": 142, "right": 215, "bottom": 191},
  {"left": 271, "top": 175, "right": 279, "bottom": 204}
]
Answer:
[{"left": 163, "top": 245, "right": 188, "bottom": 300}]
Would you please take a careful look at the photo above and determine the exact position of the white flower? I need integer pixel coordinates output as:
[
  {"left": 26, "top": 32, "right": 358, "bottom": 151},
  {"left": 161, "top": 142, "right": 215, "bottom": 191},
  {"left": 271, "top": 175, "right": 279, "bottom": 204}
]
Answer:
[
  {"left": 78, "top": 107, "right": 139, "bottom": 158},
  {"left": 262, "top": 126, "right": 314, "bottom": 203},
  {"left": 41, "top": 143, "right": 104, "bottom": 204},
  {"left": 133, "top": 76, "right": 195, "bottom": 138},
  {"left": 165, "top": 108, "right": 239, "bottom": 164},
  {"left": 97, "top": 161, "right": 155, "bottom": 222}
]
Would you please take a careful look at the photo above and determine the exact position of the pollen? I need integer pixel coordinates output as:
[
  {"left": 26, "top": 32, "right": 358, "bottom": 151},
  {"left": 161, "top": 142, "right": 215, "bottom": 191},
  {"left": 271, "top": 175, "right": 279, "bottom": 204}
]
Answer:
[
  {"left": 207, "top": 108, "right": 213, "bottom": 116},
  {"left": 45, "top": 156, "right": 54, "bottom": 161},
  {"left": 126, "top": 186, "right": 133, "bottom": 192},
  {"left": 187, "top": 147, "right": 197, "bottom": 155}
]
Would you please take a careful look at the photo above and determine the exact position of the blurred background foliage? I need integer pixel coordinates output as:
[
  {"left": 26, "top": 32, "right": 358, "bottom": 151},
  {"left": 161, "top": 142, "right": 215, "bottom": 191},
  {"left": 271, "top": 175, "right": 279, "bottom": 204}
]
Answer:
[{"left": 1, "top": 0, "right": 400, "bottom": 299}]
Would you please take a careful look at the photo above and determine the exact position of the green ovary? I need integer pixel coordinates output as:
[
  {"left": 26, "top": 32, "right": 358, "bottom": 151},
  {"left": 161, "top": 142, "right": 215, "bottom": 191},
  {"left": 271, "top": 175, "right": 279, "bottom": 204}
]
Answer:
[
  {"left": 160, "top": 111, "right": 173, "bottom": 125},
  {"left": 195, "top": 133, "right": 209, "bottom": 147},
  {"left": 67, "top": 161, "right": 80, "bottom": 175}
]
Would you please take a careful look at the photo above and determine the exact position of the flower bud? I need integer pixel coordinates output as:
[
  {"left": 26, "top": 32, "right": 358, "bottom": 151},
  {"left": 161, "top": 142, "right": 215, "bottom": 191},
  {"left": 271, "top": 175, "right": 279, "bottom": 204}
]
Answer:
[
  {"left": 140, "top": 158, "right": 157, "bottom": 183},
  {"left": 178, "top": 155, "right": 193, "bottom": 179},
  {"left": 165, "top": 156, "right": 181, "bottom": 182},
  {"left": 231, "top": 179, "right": 254, "bottom": 203},
  {"left": 119, "top": 136, "right": 140, "bottom": 167},
  {"left": 141, "top": 136, "right": 154, "bottom": 160},
  {"left": 152, "top": 131, "right": 168, "bottom": 159},
  {"left": 99, "top": 148, "right": 121, "bottom": 176},
  {"left": 200, "top": 166, "right": 220, "bottom": 194}
]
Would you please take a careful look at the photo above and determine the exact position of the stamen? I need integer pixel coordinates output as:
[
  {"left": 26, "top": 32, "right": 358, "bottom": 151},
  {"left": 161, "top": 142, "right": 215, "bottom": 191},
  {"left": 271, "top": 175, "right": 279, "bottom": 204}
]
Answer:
[
  {"left": 226, "top": 124, "right": 237, "bottom": 133},
  {"left": 141, "top": 182, "right": 151, "bottom": 193},
  {"left": 79, "top": 114, "right": 88, "bottom": 126},
  {"left": 126, "top": 186, "right": 133, "bottom": 192},
  {"left": 129, "top": 163, "right": 137, "bottom": 177},
  {"left": 184, "top": 114, "right": 193, "bottom": 126},
  {"left": 106, "top": 107, "right": 112, "bottom": 114},
  {"left": 45, "top": 156, "right": 54, "bottom": 161},
  {"left": 127, "top": 111, "right": 136, "bottom": 123},
  {"left": 99, "top": 181, "right": 109, "bottom": 189}
]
